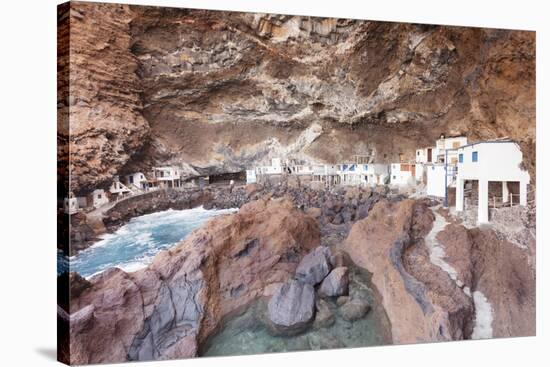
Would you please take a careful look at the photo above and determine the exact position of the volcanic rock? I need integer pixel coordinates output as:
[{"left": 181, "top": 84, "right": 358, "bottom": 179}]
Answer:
[
  {"left": 267, "top": 279, "right": 316, "bottom": 334},
  {"left": 61, "top": 3, "right": 535, "bottom": 195},
  {"left": 68, "top": 198, "right": 320, "bottom": 364},
  {"left": 319, "top": 267, "right": 349, "bottom": 297},
  {"left": 342, "top": 199, "right": 473, "bottom": 344},
  {"left": 313, "top": 298, "right": 335, "bottom": 330},
  {"left": 340, "top": 298, "right": 371, "bottom": 321},
  {"left": 295, "top": 246, "right": 332, "bottom": 285}
]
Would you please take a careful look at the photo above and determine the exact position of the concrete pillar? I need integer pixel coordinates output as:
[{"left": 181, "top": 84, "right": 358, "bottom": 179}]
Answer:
[
  {"left": 502, "top": 181, "right": 509, "bottom": 203},
  {"left": 478, "top": 179, "right": 489, "bottom": 224},
  {"left": 456, "top": 178, "right": 464, "bottom": 212},
  {"left": 520, "top": 181, "right": 528, "bottom": 206}
]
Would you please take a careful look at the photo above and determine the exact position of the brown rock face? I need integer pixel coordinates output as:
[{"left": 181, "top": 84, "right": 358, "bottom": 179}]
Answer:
[
  {"left": 341, "top": 199, "right": 474, "bottom": 344},
  {"left": 59, "top": 2, "right": 149, "bottom": 194},
  {"left": 60, "top": 2, "right": 535, "bottom": 194},
  {"left": 437, "top": 223, "right": 535, "bottom": 338},
  {"left": 68, "top": 197, "right": 320, "bottom": 364}
]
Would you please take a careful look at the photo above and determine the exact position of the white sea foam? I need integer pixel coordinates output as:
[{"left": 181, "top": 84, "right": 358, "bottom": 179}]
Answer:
[{"left": 72, "top": 207, "right": 237, "bottom": 278}]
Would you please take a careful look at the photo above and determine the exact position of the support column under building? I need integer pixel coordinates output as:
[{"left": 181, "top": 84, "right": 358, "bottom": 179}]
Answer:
[
  {"left": 456, "top": 178, "right": 464, "bottom": 211},
  {"left": 478, "top": 179, "right": 489, "bottom": 224},
  {"left": 502, "top": 181, "right": 509, "bottom": 203},
  {"left": 520, "top": 180, "right": 528, "bottom": 206}
]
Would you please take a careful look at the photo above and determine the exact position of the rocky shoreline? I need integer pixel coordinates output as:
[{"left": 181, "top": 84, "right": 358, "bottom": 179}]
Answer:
[{"left": 63, "top": 181, "right": 535, "bottom": 363}]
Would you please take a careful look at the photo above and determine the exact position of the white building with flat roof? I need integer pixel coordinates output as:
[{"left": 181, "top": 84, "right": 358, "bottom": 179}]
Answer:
[
  {"left": 337, "top": 163, "right": 368, "bottom": 186},
  {"left": 63, "top": 195, "right": 79, "bottom": 214},
  {"left": 256, "top": 158, "right": 284, "bottom": 176},
  {"left": 246, "top": 169, "right": 257, "bottom": 184},
  {"left": 153, "top": 166, "right": 182, "bottom": 188},
  {"left": 435, "top": 135, "right": 468, "bottom": 164},
  {"left": 109, "top": 176, "right": 132, "bottom": 198},
  {"left": 390, "top": 163, "right": 417, "bottom": 186},
  {"left": 124, "top": 172, "right": 147, "bottom": 191},
  {"left": 416, "top": 147, "right": 438, "bottom": 164},
  {"left": 455, "top": 140, "right": 530, "bottom": 224},
  {"left": 88, "top": 189, "right": 109, "bottom": 209}
]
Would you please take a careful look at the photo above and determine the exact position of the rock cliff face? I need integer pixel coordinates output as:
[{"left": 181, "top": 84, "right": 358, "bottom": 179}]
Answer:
[
  {"left": 68, "top": 197, "right": 319, "bottom": 364},
  {"left": 341, "top": 198, "right": 535, "bottom": 344},
  {"left": 60, "top": 2, "right": 535, "bottom": 194}
]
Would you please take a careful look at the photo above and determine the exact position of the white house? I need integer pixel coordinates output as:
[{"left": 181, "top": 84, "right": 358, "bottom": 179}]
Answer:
[
  {"left": 365, "top": 164, "right": 390, "bottom": 186},
  {"left": 109, "top": 176, "right": 132, "bottom": 199},
  {"left": 124, "top": 172, "right": 147, "bottom": 191},
  {"left": 390, "top": 163, "right": 417, "bottom": 186},
  {"left": 246, "top": 169, "right": 257, "bottom": 184},
  {"left": 88, "top": 189, "right": 109, "bottom": 209},
  {"left": 435, "top": 135, "right": 468, "bottom": 164},
  {"left": 289, "top": 164, "right": 314, "bottom": 176},
  {"left": 256, "top": 158, "right": 284, "bottom": 176},
  {"left": 63, "top": 195, "right": 79, "bottom": 214},
  {"left": 455, "top": 140, "right": 530, "bottom": 224},
  {"left": 416, "top": 147, "right": 437, "bottom": 164},
  {"left": 337, "top": 163, "right": 368, "bottom": 186},
  {"left": 153, "top": 166, "right": 182, "bottom": 188}
]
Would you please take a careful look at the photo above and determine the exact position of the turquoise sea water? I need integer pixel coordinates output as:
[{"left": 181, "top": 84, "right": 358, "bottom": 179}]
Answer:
[
  {"left": 201, "top": 266, "right": 392, "bottom": 356},
  {"left": 69, "top": 207, "right": 236, "bottom": 278}
]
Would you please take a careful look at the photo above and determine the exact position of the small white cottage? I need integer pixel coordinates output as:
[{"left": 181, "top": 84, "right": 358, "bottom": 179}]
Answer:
[
  {"left": 153, "top": 166, "right": 182, "bottom": 188},
  {"left": 246, "top": 169, "right": 257, "bottom": 184},
  {"left": 63, "top": 194, "right": 79, "bottom": 214},
  {"left": 435, "top": 135, "right": 468, "bottom": 164},
  {"left": 255, "top": 158, "right": 284, "bottom": 176},
  {"left": 88, "top": 189, "right": 109, "bottom": 209},
  {"left": 390, "top": 163, "right": 417, "bottom": 186},
  {"left": 124, "top": 172, "right": 147, "bottom": 191}
]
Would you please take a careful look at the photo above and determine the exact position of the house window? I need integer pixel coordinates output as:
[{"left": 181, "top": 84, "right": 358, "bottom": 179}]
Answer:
[
  {"left": 459, "top": 153, "right": 463, "bottom": 163},
  {"left": 97, "top": 194, "right": 102, "bottom": 199},
  {"left": 472, "top": 151, "right": 478, "bottom": 162},
  {"left": 392, "top": 175, "right": 396, "bottom": 180},
  {"left": 364, "top": 165, "right": 368, "bottom": 171},
  {"left": 129, "top": 176, "right": 134, "bottom": 184},
  {"left": 417, "top": 151, "right": 420, "bottom": 156}
]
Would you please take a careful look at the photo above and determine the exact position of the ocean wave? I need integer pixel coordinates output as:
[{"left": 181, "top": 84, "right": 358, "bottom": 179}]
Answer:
[{"left": 71, "top": 207, "right": 237, "bottom": 278}]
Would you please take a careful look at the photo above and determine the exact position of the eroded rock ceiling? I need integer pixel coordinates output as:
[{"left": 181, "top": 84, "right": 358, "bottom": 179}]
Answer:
[{"left": 58, "top": 2, "right": 535, "bottom": 194}]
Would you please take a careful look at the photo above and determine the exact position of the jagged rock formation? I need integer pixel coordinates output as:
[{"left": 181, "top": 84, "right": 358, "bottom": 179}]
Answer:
[
  {"left": 341, "top": 198, "right": 535, "bottom": 344},
  {"left": 59, "top": 2, "right": 535, "bottom": 194},
  {"left": 68, "top": 197, "right": 320, "bottom": 364},
  {"left": 342, "top": 199, "right": 474, "bottom": 343}
]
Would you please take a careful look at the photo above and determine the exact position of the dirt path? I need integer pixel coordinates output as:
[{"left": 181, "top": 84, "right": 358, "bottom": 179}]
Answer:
[{"left": 425, "top": 206, "right": 493, "bottom": 339}]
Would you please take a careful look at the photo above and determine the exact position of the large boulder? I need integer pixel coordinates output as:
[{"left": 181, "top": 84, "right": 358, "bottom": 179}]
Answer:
[
  {"left": 319, "top": 267, "right": 349, "bottom": 297},
  {"left": 295, "top": 246, "right": 332, "bottom": 285},
  {"left": 267, "top": 279, "right": 315, "bottom": 334}
]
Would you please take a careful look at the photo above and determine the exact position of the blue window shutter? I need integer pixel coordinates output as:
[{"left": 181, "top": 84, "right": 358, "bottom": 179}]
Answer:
[
  {"left": 472, "top": 151, "right": 478, "bottom": 162},
  {"left": 459, "top": 153, "right": 463, "bottom": 163}
]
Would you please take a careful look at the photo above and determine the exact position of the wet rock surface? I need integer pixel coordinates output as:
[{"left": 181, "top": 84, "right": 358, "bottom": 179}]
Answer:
[
  {"left": 339, "top": 299, "right": 371, "bottom": 321},
  {"left": 319, "top": 267, "right": 349, "bottom": 297},
  {"left": 201, "top": 264, "right": 392, "bottom": 357},
  {"left": 296, "top": 246, "right": 332, "bottom": 286},
  {"left": 267, "top": 279, "right": 316, "bottom": 334}
]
